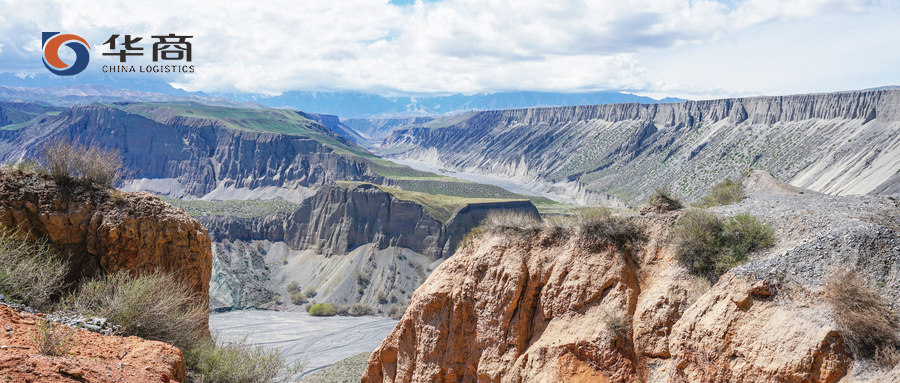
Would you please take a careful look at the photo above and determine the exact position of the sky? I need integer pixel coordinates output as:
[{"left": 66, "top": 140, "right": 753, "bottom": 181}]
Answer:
[{"left": 0, "top": 0, "right": 897, "bottom": 100}]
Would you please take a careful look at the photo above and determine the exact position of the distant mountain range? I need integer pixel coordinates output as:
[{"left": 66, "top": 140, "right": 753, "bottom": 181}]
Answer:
[
  {"left": 224, "top": 90, "right": 685, "bottom": 118},
  {"left": 0, "top": 73, "right": 683, "bottom": 118}
]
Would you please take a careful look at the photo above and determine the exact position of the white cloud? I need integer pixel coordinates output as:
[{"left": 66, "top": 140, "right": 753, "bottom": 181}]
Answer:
[{"left": 0, "top": 0, "right": 896, "bottom": 97}]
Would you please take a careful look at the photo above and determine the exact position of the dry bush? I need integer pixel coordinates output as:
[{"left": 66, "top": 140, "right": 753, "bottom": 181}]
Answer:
[
  {"left": 349, "top": 303, "right": 374, "bottom": 316},
  {"left": 41, "top": 139, "right": 125, "bottom": 185},
  {"left": 302, "top": 287, "right": 317, "bottom": 299},
  {"left": 602, "top": 309, "right": 627, "bottom": 338},
  {"left": 30, "top": 318, "right": 74, "bottom": 356},
  {"left": 0, "top": 228, "right": 69, "bottom": 311},
  {"left": 825, "top": 270, "right": 900, "bottom": 367},
  {"left": 387, "top": 305, "right": 406, "bottom": 320},
  {"left": 482, "top": 210, "right": 543, "bottom": 233},
  {"left": 646, "top": 186, "right": 683, "bottom": 211},
  {"left": 285, "top": 281, "right": 300, "bottom": 294},
  {"left": 574, "top": 207, "right": 644, "bottom": 251},
  {"left": 63, "top": 270, "right": 207, "bottom": 350},
  {"left": 290, "top": 292, "right": 307, "bottom": 305},
  {"left": 185, "top": 336, "right": 303, "bottom": 383}
]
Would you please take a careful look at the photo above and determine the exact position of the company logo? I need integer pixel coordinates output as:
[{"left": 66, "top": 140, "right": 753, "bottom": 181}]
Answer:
[{"left": 42, "top": 32, "right": 91, "bottom": 76}]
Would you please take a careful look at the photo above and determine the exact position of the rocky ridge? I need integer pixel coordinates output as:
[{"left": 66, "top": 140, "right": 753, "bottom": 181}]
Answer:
[
  {"left": 201, "top": 183, "right": 540, "bottom": 310},
  {"left": 363, "top": 170, "right": 900, "bottom": 382},
  {"left": 378, "top": 89, "right": 900, "bottom": 204},
  {"left": 0, "top": 170, "right": 212, "bottom": 301},
  {"left": 0, "top": 103, "right": 384, "bottom": 202}
]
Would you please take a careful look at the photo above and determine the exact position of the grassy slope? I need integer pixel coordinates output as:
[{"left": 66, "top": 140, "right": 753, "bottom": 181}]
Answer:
[
  {"left": 336, "top": 181, "right": 528, "bottom": 223},
  {"left": 161, "top": 197, "right": 300, "bottom": 218}
]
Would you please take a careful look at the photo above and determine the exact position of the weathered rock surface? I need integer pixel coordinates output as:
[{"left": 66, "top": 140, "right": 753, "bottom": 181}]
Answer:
[
  {"left": 202, "top": 184, "right": 540, "bottom": 310},
  {"left": 363, "top": 172, "right": 900, "bottom": 382},
  {"left": 378, "top": 89, "right": 900, "bottom": 204},
  {"left": 0, "top": 303, "right": 185, "bottom": 383},
  {"left": 0, "top": 171, "right": 212, "bottom": 304},
  {"left": 0, "top": 104, "right": 383, "bottom": 201}
]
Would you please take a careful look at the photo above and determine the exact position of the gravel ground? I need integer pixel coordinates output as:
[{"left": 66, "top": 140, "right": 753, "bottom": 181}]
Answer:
[{"left": 709, "top": 171, "right": 900, "bottom": 310}]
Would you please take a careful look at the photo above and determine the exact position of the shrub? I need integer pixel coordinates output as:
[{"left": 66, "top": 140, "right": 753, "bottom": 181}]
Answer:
[
  {"left": 285, "top": 281, "right": 300, "bottom": 294},
  {"left": 387, "top": 305, "right": 406, "bottom": 320},
  {"left": 826, "top": 270, "right": 900, "bottom": 367},
  {"left": 332, "top": 304, "right": 350, "bottom": 316},
  {"left": 185, "top": 336, "right": 303, "bottom": 383},
  {"left": 41, "top": 139, "right": 125, "bottom": 185},
  {"left": 672, "top": 210, "right": 774, "bottom": 281},
  {"left": 700, "top": 178, "right": 744, "bottom": 207},
  {"left": 30, "top": 318, "right": 74, "bottom": 356},
  {"left": 574, "top": 207, "right": 644, "bottom": 251},
  {"left": 646, "top": 186, "right": 683, "bottom": 211},
  {"left": 62, "top": 270, "right": 207, "bottom": 350},
  {"left": 482, "top": 210, "right": 542, "bottom": 233},
  {"left": 0, "top": 228, "right": 69, "bottom": 311},
  {"left": 602, "top": 309, "right": 626, "bottom": 338},
  {"left": 307, "top": 303, "right": 336, "bottom": 317},
  {"left": 356, "top": 271, "right": 370, "bottom": 287},
  {"left": 302, "top": 287, "right": 317, "bottom": 299},
  {"left": 348, "top": 303, "right": 374, "bottom": 317},
  {"left": 290, "top": 292, "right": 307, "bottom": 305}
]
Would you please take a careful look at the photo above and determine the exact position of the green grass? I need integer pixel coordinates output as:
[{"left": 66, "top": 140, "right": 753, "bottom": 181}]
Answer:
[
  {"left": 336, "top": 181, "right": 524, "bottom": 223},
  {"left": 161, "top": 197, "right": 300, "bottom": 218}
]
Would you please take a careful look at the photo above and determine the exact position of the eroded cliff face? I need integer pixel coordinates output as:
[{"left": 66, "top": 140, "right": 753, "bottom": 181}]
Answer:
[
  {"left": 201, "top": 184, "right": 540, "bottom": 310},
  {"left": 0, "top": 170, "right": 212, "bottom": 304},
  {"left": 363, "top": 174, "right": 900, "bottom": 382},
  {"left": 378, "top": 89, "right": 900, "bottom": 203},
  {"left": 0, "top": 104, "right": 382, "bottom": 201}
]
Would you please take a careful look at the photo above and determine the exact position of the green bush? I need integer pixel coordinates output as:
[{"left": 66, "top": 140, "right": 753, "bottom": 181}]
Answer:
[
  {"left": 62, "top": 270, "right": 207, "bottom": 350},
  {"left": 700, "top": 178, "right": 744, "bottom": 207},
  {"left": 41, "top": 139, "right": 125, "bottom": 186},
  {"left": 185, "top": 336, "right": 303, "bottom": 383},
  {"left": 307, "top": 303, "right": 336, "bottom": 317},
  {"left": 0, "top": 228, "right": 69, "bottom": 311},
  {"left": 826, "top": 270, "right": 900, "bottom": 367},
  {"left": 672, "top": 210, "right": 774, "bottom": 281}
]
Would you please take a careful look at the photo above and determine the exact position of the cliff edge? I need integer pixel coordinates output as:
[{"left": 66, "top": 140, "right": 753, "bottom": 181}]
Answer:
[{"left": 363, "top": 172, "right": 900, "bottom": 382}]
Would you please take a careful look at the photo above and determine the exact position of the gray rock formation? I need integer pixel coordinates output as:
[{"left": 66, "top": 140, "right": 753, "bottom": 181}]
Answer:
[
  {"left": 201, "top": 183, "right": 540, "bottom": 310},
  {"left": 0, "top": 104, "right": 383, "bottom": 201},
  {"left": 378, "top": 89, "right": 900, "bottom": 204}
]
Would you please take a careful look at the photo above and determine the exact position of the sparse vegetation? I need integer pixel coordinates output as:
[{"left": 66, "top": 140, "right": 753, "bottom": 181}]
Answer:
[
  {"left": 646, "top": 186, "right": 683, "bottom": 211},
  {"left": 308, "top": 303, "right": 337, "bottom": 316},
  {"left": 162, "top": 197, "right": 300, "bottom": 219},
  {"left": 286, "top": 281, "right": 300, "bottom": 294},
  {"left": 672, "top": 210, "right": 775, "bottom": 281},
  {"left": 573, "top": 207, "right": 644, "bottom": 251},
  {"left": 387, "top": 305, "right": 406, "bottom": 320},
  {"left": 825, "top": 270, "right": 900, "bottom": 367},
  {"left": 29, "top": 318, "right": 74, "bottom": 356},
  {"left": 185, "top": 336, "right": 304, "bottom": 383},
  {"left": 290, "top": 292, "right": 308, "bottom": 305},
  {"left": 482, "top": 210, "right": 543, "bottom": 233},
  {"left": 62, "top": 270, "right": 207, "bottom": 350},
  {"left": 0, "top": 227, "right": 69, "bottom": 311},
  {"left": 699, "top": 178, "right": 744, "bottom": 207},
  {"left": 349, "top": 303, "right": 374, "bottom": 316},
  {"left": 302, "top": 287, "right": 317, "bottom": 299},
  {"left": 602, "top": 309, "right": 626, "bottom": 338},
  {"left": 41, "top": 139, "right": 125, "bottom": 185}
]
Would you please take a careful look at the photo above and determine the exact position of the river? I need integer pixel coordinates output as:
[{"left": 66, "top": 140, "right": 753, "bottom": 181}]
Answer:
[{"left": 209, "top": 310, "right": 397, "bottom": 376}]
